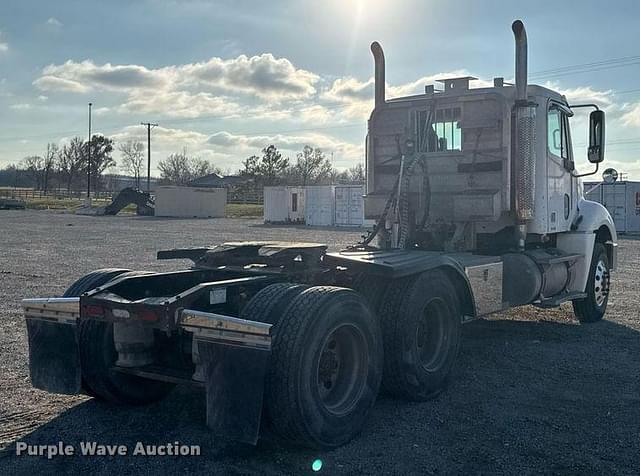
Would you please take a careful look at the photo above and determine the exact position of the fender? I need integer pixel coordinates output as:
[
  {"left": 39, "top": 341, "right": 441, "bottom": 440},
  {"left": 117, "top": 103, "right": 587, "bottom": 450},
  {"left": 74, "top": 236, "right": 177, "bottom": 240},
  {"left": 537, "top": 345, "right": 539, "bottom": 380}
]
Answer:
[
  {"left": 325, "top": 249, "right": 479, "bottom": 320},
  {"left": 556, "top": 198, "right": 618, "bottom": 293},
  {"left": 573, "top": 199, "right": 617, "bottom": 270}
]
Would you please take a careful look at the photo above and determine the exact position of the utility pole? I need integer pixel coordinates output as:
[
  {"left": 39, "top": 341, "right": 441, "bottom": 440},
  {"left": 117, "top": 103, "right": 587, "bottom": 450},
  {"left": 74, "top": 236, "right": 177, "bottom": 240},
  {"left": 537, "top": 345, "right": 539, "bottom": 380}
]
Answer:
[
  {"left": 87, "top": 102, "right": 92, "bottom": 199},
  {"left": 141, "top": 122, "right": 158, "bottom": 192}
]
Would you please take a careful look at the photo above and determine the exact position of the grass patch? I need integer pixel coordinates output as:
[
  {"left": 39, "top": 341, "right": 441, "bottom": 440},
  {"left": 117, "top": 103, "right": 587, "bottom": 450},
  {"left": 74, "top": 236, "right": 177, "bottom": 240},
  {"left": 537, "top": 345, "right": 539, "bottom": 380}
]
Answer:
[
  {"left": 225, "top": 203, "right": 263, "bottom": 218},
  {"left": 24, "top": 197, "right": 112, "bottom": 210},
  {"left": 14, "top": 195, "right": 262, "bottom": 217}
]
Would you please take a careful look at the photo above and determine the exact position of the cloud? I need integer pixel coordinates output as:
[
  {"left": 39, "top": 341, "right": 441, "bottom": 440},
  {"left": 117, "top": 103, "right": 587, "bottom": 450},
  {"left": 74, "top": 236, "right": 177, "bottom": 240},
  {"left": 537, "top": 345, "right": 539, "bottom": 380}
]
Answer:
[
  {"left": 322, "top": 77, "right": 374, "bottom": 103},
  {"left": 117, "top": 90, "right": 243, "bottom": 118},
  {"left": 34, "top": 54, "right": 319, "bottom": 101},
  {"left": 183, "top": 54, "right": 319, "bottom": 100},
  {"left": 37, "top": 60, "right": 166, "bottom": 92},
  {"left": 10, "top": 103, "right": 32, "bottom": 110},
  {"left": 206, "top": 130, "right": 362, "bottom": 166},
  {"left": 46, "top": 17, "right": 63, "bottom": 28},
  {"left": 621, "top": 103, "right": 640, "bottom": 128},
  {"left": 33, "top": 75, "right": 89, "bottom": 93},
  {"left": 0, "top": 31, "right": 7, "bottom": 52},
  {"left": 544, "top": 82, "right": 615, "bottom": 108}
]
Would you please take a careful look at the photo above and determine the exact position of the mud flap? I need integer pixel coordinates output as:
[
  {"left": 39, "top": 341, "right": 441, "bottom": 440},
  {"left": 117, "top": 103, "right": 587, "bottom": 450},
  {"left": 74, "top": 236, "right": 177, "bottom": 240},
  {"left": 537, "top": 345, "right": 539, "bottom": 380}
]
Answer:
[
  {"left": 25, "top": 319, "right": 81, "bottom": 394},
  {"left": 198, "top": 339, "right": 270, "bottom": 445}
]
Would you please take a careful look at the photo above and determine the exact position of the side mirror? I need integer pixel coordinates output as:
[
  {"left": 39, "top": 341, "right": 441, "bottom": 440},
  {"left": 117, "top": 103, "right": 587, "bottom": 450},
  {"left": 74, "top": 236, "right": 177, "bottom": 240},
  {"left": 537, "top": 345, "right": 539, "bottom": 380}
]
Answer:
[{"left": 588, "top": 110, "right": 605, "bottom": 163}]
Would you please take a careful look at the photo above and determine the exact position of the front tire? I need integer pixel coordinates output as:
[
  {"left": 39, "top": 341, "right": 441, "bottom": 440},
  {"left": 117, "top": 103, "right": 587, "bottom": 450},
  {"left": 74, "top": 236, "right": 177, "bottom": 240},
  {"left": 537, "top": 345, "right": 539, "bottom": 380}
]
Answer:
[
  {"left": 573, "top": 242, "right": 611, "bottom": 323},
  {"left": 265, "top": 286, "right": 383, "bottom": 449}
]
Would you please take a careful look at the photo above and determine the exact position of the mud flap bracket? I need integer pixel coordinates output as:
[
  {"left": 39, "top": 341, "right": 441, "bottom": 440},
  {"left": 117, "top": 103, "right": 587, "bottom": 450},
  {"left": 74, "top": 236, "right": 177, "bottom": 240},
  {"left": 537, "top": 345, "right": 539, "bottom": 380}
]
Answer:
[
  {"left": 22, "top": 298, "right": 82, "bottom": 394},
  {"left": 180, "top": 309, "right": 272, "bottom": 445}
]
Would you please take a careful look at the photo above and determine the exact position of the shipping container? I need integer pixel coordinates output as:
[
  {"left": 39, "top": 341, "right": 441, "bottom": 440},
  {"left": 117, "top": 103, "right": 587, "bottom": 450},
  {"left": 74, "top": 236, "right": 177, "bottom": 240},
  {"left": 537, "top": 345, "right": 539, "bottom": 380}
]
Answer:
[
  {"left": 584, "top": 181, "right": 640, "bottom": 233},
  {"left": 335, "top": 185, "right": 365, "bottom": 227},
  {"left": 155, "top": 186, "right": 226, "bottom": 218},
  {"left": 263, "top": 186, "right": 305, "bottom": 223},
  {"left": 305, "top": 185, "right": 335, "bottom": 226}
]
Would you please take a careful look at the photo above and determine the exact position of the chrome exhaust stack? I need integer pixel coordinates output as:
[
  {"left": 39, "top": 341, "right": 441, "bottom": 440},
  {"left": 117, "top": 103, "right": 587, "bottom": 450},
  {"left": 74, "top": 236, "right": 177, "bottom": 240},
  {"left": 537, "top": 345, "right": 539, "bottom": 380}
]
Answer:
[
  {"left": 512, "top": 20, "right": 537, "bottom": 250},
  {"left": 371, "top": 41, "right": 386, "bottom": 108}
]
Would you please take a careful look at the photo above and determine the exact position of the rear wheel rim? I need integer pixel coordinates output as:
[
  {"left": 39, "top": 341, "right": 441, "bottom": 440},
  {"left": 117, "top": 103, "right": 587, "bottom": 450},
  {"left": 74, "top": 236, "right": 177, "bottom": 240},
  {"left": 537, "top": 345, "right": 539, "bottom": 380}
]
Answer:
[
  {"left": 594, "top": 259, "right": 609, "bottom": 307},
  {"left": 416, "top": 298, "right": 450, "bottom": 372},
  {"left": 316, "top": 323, "right": 368, "bottom": 416}
]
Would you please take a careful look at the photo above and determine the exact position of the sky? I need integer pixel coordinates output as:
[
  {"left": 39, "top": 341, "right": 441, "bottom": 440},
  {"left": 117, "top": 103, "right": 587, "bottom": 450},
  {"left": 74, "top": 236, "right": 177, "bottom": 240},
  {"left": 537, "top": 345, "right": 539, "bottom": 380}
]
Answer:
[{"left": 1, "top": 0, "right": 640, "bottom": 178}]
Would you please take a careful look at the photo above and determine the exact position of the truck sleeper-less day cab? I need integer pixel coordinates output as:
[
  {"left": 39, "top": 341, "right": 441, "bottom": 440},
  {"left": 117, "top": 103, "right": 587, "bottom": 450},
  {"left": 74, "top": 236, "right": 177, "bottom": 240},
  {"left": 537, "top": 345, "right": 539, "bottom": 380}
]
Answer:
[{"left": 22, "top": 21, "right": 616, "bottom": 449}]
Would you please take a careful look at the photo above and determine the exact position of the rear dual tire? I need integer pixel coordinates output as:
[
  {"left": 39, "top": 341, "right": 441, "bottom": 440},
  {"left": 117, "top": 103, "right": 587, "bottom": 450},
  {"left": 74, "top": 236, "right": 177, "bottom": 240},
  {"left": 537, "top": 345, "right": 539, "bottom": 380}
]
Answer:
[
  {"left": 64, "top": 269, "right": 173, "bottom": 405},
  {"left": 379, "top": 270, "right": 462, "bottom": 401},
  {"left": 245, "top": 284, "right": 383, "bottom": 449}
]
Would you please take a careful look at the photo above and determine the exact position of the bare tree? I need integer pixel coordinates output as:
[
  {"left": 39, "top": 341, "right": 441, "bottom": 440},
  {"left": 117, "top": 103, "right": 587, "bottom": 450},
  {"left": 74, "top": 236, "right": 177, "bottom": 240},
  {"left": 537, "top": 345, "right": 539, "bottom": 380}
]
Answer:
[
  {"left": 21, "top": 155, "right": 45, "bottom": 190},
  {"left": 118, "top": 140, "right": 145, "bottom": 188},
  {"left": 347, "top": 163, "right": 365, "bottom": 183},
  {"left": 158, "top": 149, "right": 221, "bottom": 185},
  {"left": 289, "top": 146, "right": 333, "bottom": 185},
  {"left": 57, "top": 137, "right": 84, "bottom": 192},
  {"left": 43, "top": 143, "right": 57, "bottom": 193}
]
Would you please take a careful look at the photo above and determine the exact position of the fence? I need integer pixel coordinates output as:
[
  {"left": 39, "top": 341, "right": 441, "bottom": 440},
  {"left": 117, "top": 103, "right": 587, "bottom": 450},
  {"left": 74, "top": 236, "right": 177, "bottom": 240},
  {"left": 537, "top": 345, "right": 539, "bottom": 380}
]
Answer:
[
  {"left": 0, "top": 188, "right": 113, "bottom": 201},
  {"left": 0, "top": 187, "right": 264, "bottom": 205}
]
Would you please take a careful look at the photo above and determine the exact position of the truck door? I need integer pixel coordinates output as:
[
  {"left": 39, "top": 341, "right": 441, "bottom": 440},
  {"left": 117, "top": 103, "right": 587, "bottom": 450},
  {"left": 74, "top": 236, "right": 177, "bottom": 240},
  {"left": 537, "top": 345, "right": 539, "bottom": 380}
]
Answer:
[{"left": 546, "top": 102, "right": 575, "bottom": 232}]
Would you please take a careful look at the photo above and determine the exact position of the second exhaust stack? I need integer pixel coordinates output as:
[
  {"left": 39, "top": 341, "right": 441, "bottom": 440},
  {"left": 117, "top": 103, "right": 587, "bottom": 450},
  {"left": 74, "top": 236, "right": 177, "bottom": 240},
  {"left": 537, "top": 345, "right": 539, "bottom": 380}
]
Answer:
[{"left": 512, "top": 20, "right": 537, "bottom": 248}]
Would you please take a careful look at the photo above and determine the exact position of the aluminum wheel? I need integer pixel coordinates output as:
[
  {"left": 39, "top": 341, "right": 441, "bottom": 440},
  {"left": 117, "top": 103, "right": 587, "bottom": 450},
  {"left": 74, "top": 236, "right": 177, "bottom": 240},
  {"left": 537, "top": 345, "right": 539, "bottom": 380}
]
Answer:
[{"left": 593, "top": 259, "right": 609, "bottom": 307}]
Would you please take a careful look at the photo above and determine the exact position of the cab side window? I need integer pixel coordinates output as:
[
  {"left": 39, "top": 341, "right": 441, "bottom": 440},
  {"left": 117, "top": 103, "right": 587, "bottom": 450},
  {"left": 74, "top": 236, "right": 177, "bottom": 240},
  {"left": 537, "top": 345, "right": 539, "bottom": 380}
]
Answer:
[{"left": 547, "top": 105, "right": 571, "bottom": 160}]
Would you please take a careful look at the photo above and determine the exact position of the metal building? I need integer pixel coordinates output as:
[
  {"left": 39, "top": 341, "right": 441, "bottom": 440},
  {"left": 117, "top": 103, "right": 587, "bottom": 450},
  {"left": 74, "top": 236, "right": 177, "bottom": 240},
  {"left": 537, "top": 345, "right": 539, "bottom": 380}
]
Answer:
[
  {"left": 155, "top": 186, "right": 227, "bottom": 218},
  {"left": 263, "top": 186, "right": 305, "bottom": 223},
  {"left": 584, "top": 181, "right": 640, "bottom": 233}
]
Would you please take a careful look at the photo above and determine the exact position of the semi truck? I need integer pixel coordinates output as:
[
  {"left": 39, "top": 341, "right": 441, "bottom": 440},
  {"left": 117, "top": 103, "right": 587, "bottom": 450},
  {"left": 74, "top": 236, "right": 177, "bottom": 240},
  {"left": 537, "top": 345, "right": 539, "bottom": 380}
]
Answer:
[{"left": 22, "top": 20, "right": 617, "bottom": 449}]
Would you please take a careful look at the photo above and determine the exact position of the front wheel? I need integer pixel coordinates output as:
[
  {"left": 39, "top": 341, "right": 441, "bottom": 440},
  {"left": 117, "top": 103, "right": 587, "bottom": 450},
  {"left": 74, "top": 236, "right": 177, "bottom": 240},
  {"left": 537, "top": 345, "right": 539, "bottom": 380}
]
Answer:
[{"left": 573, "top": 242, "right": 611, "bottom": 323}]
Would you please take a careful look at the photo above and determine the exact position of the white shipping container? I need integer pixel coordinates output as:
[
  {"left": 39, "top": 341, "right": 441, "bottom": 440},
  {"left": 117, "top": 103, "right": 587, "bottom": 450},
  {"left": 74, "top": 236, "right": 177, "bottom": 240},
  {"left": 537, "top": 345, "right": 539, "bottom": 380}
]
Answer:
[
  {"left": 583, "top": 181, "right": 640, "bottom": 233},
  {"left": 305, "top": 185, "right": 335, "bottom": 226},
  {"left": 155, "top": 186, "right": 226, "bottom": 218},
  {"left": 335, "top": 185, "right": 364, "bottom": 227},
  {"left": 264, "top": 186, "right": 305, "bottom": 223}
]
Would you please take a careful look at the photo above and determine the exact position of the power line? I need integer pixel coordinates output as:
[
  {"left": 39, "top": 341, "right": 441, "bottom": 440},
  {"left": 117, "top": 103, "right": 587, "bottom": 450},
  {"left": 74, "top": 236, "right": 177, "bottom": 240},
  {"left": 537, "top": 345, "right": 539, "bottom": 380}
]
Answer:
[{"left": 531, "top": 55, "right": 640, "bottom": 76}]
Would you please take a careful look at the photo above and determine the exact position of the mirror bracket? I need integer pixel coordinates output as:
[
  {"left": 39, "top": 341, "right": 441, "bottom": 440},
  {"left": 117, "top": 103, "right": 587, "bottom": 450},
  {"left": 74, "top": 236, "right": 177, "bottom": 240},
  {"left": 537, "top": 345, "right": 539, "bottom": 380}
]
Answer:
[{"left": 572, "top": 162, "right": 599, "bottom": 178}]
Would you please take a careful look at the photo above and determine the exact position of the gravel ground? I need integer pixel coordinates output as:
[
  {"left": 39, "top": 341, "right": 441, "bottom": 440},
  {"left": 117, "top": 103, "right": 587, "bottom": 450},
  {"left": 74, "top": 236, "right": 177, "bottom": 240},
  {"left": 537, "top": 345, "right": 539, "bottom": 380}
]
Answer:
[{"left": 1, "top": 210, "right": 639, "bottom": 475}]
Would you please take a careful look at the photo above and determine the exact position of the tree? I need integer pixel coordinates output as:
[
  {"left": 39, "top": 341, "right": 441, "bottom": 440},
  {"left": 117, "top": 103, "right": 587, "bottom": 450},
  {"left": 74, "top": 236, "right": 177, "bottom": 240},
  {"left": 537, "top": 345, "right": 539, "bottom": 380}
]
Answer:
[
  {"left": 157, "top": 149, "right": 221, "bottom": 185},
  {"left": 42, "top": 143, "right": 57, "bottom": 193},
  {"left": 57, "top": 137, "right": 85, "bottom": 192},
  {"left": 347, "top": 162, "right": 365, "bottom": 183},
  {"left": 257, "top": 145, "right": 289, "bottom": 185},
  {"left": 86, "top": 135, "right": 116, "bottom": 191},
  {"left": 288, "top": 146, "right": 334, "bottom": 185},
  {"left": 240, "top": 155, "right": 260, "bottom": 176},
  {"left": 118, "top": 140, "right": 145, "bottom": 188},
  {"left": 21, "top": 155, "right": 45, "bottom": 190}
]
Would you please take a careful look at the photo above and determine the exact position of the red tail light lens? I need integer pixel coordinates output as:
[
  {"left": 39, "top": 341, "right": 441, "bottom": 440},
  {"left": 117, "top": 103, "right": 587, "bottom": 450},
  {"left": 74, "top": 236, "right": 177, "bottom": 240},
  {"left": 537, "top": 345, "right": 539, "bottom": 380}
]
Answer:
[
  {"left": 139, "top": 309, "right": 159, "bottom": 322},
  {"left": 83, "top": 305, "right": 105, "bottom": 318}
]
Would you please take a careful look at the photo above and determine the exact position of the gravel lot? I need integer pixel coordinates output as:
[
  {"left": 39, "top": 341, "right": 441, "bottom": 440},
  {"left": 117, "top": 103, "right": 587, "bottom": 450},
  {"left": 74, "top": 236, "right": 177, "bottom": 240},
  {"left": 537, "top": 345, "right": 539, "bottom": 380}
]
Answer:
[{"left": 1, "top": 210, "right": 639, "bottom": 474}]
